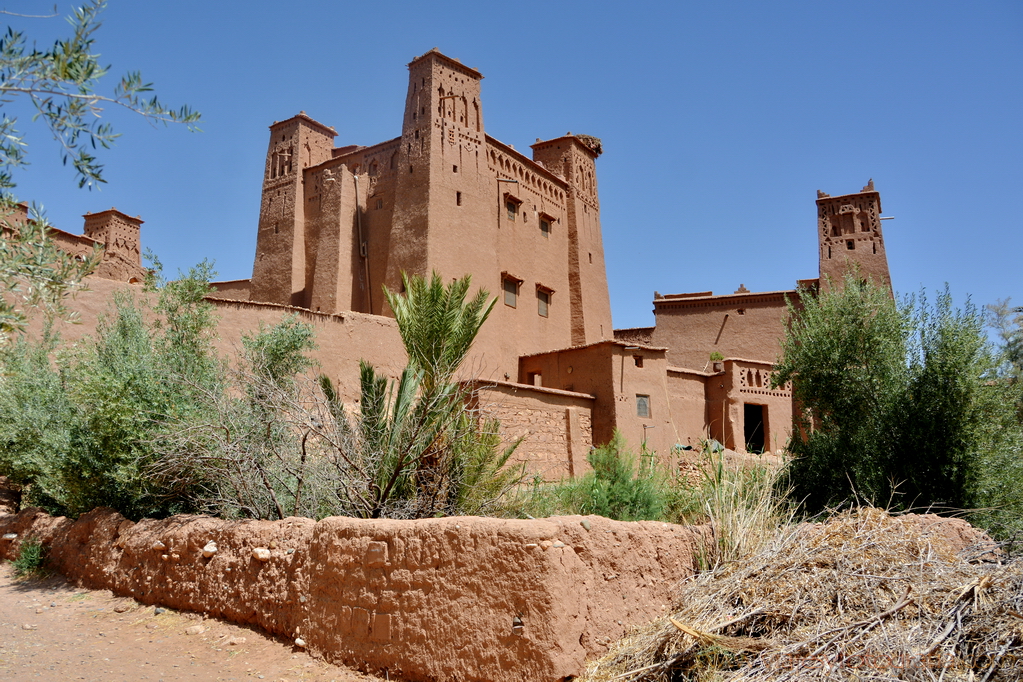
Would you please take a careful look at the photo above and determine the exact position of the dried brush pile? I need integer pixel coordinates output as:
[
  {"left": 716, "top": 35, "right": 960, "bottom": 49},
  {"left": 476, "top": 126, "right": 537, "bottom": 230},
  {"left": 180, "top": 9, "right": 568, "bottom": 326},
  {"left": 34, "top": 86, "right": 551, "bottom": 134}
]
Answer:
[{"left": 585, "top": 507, "right": 1022, "bottom": 681}]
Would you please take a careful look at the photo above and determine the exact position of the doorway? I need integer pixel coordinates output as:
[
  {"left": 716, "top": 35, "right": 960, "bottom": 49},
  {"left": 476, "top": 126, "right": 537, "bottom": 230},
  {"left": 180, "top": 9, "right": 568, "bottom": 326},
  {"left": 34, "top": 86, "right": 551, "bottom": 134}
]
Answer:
[{"left": 744, "top": 404, "right": 765, "bottom": 454}]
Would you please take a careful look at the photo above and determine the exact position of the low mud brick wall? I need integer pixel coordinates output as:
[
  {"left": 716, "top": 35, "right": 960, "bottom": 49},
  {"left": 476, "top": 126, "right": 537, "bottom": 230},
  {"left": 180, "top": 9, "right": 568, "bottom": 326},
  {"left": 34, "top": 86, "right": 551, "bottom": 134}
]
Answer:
[{"left": 0, "top": 508, "right": 710, "bottom": 681}]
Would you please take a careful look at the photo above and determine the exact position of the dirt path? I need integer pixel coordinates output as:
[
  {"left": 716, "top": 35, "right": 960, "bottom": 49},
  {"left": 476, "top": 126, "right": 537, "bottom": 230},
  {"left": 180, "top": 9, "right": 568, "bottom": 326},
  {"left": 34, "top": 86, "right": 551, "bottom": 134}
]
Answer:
[{"left": 0, "top": 563, "right": 377, "bottom": 682}]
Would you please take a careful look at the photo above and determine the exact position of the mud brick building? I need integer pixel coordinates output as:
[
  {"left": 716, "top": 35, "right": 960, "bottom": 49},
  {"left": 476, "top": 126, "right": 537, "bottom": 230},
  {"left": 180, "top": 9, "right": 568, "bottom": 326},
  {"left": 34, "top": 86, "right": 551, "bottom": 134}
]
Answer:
[{"left": 28, "top": 49, "right": 893, "bottom": 477}]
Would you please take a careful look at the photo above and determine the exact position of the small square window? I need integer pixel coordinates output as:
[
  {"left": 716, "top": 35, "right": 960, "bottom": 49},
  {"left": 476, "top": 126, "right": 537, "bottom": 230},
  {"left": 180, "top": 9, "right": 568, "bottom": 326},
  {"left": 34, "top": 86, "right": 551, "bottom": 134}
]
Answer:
[
  {"left": 636, "top": 394, "right": 651, "bottom": 418},
  {"left": 537, "top": 289, "right": 550, "bottom": 317},
  {"left": 847, "top": 240, "right": 855, "bottom": 250},
  {"left": 633, "top": 355, "right": 643, "bottom": 368},
  {"left": 453, "top": 164, "right": 458, "bottom": 173},
  {"left": 503, "top": 278, "right": 518, "bottom": 307},
  {"left": 506, "top": 201, "right": 517, "bottom": 221}
]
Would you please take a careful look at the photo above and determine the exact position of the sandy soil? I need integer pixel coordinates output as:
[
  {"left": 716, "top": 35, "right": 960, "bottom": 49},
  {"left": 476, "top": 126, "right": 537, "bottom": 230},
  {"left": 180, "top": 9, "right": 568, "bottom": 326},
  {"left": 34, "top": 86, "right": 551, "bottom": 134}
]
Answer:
[{"left": 0, "top": 563, "right": 377, "bottom": 682}]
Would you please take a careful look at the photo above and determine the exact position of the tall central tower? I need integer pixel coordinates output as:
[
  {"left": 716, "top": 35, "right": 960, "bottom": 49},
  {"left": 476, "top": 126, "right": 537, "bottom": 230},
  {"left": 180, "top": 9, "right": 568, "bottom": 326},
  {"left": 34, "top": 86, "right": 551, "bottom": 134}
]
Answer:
[{"left": 384, "top": 49, "right": 488, "bottom": 295}]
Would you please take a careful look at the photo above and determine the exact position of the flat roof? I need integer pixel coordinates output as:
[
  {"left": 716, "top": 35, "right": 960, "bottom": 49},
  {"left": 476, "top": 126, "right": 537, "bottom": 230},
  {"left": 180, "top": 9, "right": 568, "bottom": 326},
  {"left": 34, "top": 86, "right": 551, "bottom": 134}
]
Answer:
[
  {"left": 464, "top": 378, "right": 595, "bottom": 400},
  {"left": 269, "top": 112, "right": 337, "bottom": 138},
  {"left": 519, "top": 338, "right": 668, "bottom": 360},
  {"left": 653, "top": 288, "right": 800, "bottom": 309},
  {"left": 407, "top": 48, "right": 483, "bottom": 80}
]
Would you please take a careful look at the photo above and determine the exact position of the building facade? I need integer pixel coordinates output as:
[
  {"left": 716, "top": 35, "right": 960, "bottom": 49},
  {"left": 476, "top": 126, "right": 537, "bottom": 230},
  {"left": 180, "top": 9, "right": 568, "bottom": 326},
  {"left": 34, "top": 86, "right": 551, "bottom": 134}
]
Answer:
[{"left": 26, "top": 50, "right": 895, "bottom": 477}]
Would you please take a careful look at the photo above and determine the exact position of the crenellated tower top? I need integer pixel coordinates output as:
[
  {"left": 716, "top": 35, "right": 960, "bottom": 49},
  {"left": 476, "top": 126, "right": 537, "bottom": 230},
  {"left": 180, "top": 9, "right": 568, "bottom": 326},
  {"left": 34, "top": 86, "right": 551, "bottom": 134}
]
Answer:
[{"left": 816, "top": 180, "right": 892, "bottom": 292}]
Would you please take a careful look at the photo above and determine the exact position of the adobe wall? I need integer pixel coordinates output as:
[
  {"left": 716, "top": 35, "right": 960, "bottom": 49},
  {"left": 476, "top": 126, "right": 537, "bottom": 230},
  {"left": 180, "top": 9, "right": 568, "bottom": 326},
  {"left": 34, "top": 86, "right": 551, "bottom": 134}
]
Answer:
[
  {"left": 0, "top": 507, "right": 711, "bottom": 682},
  {"left": 665, "top": 367, "right": 712, "bottom": 448},
  {"left": 706, "top": 358, "right": 793, "bottom": 452},
  {"left": 25, "top": 277, "right": 407, "bottom": 406},
  {"left": 650, "top": 290, "right": 798, "bottom": 371},
  {"left": 520, "top": 343, "right": 616, "bottom": 447},
  {"left": 48, "top": 227, "right": 100, "bottom": 260},
  {"left": 330, "top": 137, "right": 402, "bottom": 316},
  {"left": 518, "top": 342, "right": 697, "bottom": 458},
  {"left": 207, "top": 297, "right": 407, "bottom": 404},
  {"left": 470, "top": 380, "right": 595, "bottom": 479},
  {"left": 209, "top": 278, "right": 251, "bottom": 301},
  {"left": 614, "top": 326, "right": 654, "bottom": 345}
]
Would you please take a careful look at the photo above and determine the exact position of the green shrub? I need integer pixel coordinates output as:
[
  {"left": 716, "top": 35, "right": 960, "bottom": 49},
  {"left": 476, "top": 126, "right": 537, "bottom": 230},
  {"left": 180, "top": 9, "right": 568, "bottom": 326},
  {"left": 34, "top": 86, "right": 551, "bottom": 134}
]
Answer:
[
  {"left": 151, "top": 272, "right": 526, "bottom": 521},
  {"left": 519, "top": 431, "right": 668, "bottom": 522},
  {"left": 774, "top": 276, "right": 1023, "bottom": 535},
  {"left": 12, "top": 538, "right": 46, "bottom": 577},
  {"left": 0, "top": 260, "right": 222, "bottom": 519}
]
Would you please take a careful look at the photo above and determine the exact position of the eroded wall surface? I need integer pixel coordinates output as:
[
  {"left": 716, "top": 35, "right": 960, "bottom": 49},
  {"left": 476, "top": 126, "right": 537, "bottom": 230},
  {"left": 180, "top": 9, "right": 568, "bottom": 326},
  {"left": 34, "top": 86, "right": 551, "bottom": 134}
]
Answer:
[
  {"left": 0, "top": 507, "right": 710, "bottom": 682},
  {"left": 471, "top": 381, "right": 595, "bottom": 479}
]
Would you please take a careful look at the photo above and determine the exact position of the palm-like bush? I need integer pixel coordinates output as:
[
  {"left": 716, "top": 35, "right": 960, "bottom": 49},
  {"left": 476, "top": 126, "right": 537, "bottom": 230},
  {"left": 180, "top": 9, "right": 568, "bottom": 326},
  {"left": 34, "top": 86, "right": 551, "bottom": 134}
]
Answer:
[{"left": 385, "top": 271, "right": 495, "bottom": 391}]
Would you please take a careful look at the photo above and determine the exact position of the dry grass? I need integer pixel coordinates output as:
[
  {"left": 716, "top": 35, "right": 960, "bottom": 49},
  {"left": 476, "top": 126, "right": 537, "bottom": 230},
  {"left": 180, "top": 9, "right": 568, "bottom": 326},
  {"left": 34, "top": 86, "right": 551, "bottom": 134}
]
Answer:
[
  {"left": 583, "top": 507, "right": 1022, "bottom": 682},
  {"left": 680, "top": 449, "right": 793, "bottom": 567}
]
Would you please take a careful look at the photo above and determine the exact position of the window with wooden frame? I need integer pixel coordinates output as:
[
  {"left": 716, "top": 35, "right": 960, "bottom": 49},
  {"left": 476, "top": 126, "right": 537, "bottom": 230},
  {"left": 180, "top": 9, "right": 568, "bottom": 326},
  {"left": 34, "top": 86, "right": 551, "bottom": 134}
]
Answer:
[
  {"left": 636, "top": 394, "right": 651, "bottom": 418},
  {"left": 535, "top": 284, "right": 554, "bottom": 317},
  {"left": 502, "top": 273, "right": 522, "bottom": 308},
  {"left": 539, "top": 212, "right": 555, "bottom": 238},
  {"left": 504, "top": 193, "right": 522, "bottom": 222}
]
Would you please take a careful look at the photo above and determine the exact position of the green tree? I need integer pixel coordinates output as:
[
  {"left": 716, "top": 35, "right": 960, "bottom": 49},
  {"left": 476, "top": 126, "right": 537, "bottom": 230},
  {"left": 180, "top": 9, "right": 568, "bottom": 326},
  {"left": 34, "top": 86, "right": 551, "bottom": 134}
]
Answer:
[
  {"left": 773, "top": 277, "right": 910, "bottom": 509},
  {"left": 0, "top": 2, "right": 199, "bottom": 342},
  {"left": 774, "top": 276, "right": 1023, "bottom": 527},
  {"left": 0, "top": 261, "right": 222, "bottom": 518},
  {"left": 0, "top": 206, "right": 101, "bottom": 343}
]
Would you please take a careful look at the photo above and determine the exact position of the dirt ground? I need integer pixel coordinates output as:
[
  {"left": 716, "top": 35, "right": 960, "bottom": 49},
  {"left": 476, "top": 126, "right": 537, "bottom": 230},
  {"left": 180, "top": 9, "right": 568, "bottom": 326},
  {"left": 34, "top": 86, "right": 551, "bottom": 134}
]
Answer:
[{"left": 0, "top": 563, "right": 378, "bottom": 682}]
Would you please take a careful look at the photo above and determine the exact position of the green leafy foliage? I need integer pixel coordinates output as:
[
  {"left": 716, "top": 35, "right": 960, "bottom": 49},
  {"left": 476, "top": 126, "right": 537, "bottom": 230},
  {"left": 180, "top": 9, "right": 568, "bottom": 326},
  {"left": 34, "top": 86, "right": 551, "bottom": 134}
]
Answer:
[
  {"left": 12, "top": 537, "right": 45, "bottom": 577},
  {"left": 242, "top": 316, "right": 317, "bottom": 391},
  {"left": 0, "top": 1, "right": 200, "bottom": 196},
  {"left": 385, "top": 271, "right": 495, "bottom": 392},
  {"left": 148, "top": 314, "right": 317, "bottom": 521},
  {"left": 312, "top": 272, "right": 522, "bottom": 519},
  {"left": 0, "top": 205, "right": 101, "bottom": 343},
  {"left": 773, "top": 277, "right": 911, "bottom": 510},
  {"left": 521, "top": 431, "right": 667, "bottom": 521},
  {"left": 774, "top": 276, "right": 1023, "bottom": 536},
  {"left": 0, "top": 261, "right": 221, "bottom": 518},
  {"left": 152, "top": 271, "right": 524, "bottom": 521},
  {"left": 0, "top": 331, "right": 75, "bottom": 490}
]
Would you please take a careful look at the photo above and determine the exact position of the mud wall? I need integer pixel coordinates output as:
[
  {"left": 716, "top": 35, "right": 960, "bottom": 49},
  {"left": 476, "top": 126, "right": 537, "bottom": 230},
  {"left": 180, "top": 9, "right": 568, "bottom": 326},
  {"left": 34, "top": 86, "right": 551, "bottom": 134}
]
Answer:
[
  {"left": 473, "top": 380, "right": 595, "bottom": 479},
  {"left": 0, "top": 507, "right": 709, "bottom": 682}
]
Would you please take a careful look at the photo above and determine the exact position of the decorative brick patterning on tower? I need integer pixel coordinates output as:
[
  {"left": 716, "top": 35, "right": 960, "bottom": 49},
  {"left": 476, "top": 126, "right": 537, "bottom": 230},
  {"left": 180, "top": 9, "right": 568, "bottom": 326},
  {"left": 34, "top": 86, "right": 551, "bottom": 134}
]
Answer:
[
  {"left": 22, "top": 48, "right": 902, "bottom": 465},
  {"left": 244, "top": 48, "right": 613, "bottom": 377},
  {"left": 816, "top": 179, "right": 892, "bottom": 292}
]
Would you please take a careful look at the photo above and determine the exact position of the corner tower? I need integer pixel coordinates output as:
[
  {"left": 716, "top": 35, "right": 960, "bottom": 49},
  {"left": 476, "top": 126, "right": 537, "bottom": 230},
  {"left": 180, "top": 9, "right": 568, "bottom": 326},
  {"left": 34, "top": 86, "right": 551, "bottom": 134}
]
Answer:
[
  {"left": 250, "top": 113, "right": 336, "bottom": 306},
  {"left": 816, "top": 180, "right": 891, "bottom": 292},
  {"left": 532, "top": 135, "right": 613, "bottom": 344},
  {"left": 82, "top": 208, "right": 145, "bottom": 282}
]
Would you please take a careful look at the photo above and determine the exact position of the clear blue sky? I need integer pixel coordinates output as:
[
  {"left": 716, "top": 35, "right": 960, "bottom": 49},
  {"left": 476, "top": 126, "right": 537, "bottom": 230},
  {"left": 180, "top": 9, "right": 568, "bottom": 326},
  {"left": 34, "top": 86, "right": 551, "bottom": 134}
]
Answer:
[{"left": 6, "top": 0, "right": 1022, "bottom": 331}]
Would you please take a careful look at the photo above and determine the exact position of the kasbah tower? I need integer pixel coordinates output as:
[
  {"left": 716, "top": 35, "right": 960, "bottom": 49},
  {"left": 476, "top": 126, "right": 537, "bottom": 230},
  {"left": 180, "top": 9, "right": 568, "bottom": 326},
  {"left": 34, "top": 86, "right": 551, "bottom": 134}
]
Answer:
[
  {"left": 246, "top": 48, "right": 612, "bottom": 381},
  {"left": 208, "top": 47, "right": 892, "bottom": 464},
  {"left": 38, "top": 48, "right": 893, "bottom": 473}
]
